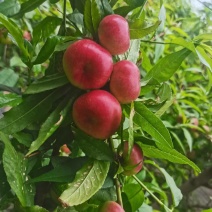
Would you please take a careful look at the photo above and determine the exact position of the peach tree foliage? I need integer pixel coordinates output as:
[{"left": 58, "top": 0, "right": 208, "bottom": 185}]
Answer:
[{"left": 0, "top": 0, "right": 211, "bottom": 211}]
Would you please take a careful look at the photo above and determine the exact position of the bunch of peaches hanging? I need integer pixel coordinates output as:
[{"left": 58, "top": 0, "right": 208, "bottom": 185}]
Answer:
[{"left": 63, "top": 14, "right": 143, "bottom": 177}]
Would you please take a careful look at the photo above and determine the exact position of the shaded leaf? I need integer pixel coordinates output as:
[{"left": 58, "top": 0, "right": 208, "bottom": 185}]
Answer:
[
  {"left": 69, "top": 0, "right": 86, "bottom": 14},
  {"left": 114, "top": 0, "right": 147, "bottom": 17},
  {"left": 30, "top": 157, "right": 87, "bottom": 183},
  {"left": 76, "top": 130, "right": 114, "bottom": 162},
  {"left": 59, "top": 160, "right": 110, "bottom": 206},
  {"left": 0, "top": 132, "right": 35, "bottom": 207},
  {"left": 33, "top": 16, "right": 62, "bottom": 44},
  {"left": 12, "top": 0, "right": 46, "bottom": 19},
  {"left": 0, "top": 68, "right": 19, "bottom": 87},
  {"left": 0, "top": 87, "right": 68, "bottom": 134},
  {"left": 32, "top": 36, "right": 59, "bottom": 65},
  {"left": 0, "top": 13, "right": 29, "bottom": 58},
  {"left": 25, "top": 73, "right": 69, "bottom": 94},
  {"left": 84, "top": 0, "right": 102, "bottom": 36},
  {"left": 0, "top": 0, "right": 20, "bottom": 16},
  {"left": 27, "top": 90, "right": 79, "bottom": 155}
]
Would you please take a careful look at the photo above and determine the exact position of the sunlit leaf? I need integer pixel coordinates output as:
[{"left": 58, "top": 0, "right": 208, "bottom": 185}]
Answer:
[{"left": 59, "top": 160, "right": 110, "bottom": 206}]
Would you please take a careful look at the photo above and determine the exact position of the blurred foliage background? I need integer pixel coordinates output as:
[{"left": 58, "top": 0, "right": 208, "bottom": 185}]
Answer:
[{"left": 0, "top": 0, "right": 212, "bottom": 211}]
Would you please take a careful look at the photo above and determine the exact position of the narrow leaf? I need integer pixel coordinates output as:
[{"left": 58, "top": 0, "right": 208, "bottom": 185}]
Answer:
[
  {"left": 159, "top": 168, "right": 183, "bottom": 207},
  {"left": 124, "top": 102, "right": 173, "bottom": 149},
  {"left": 126, "top": 40, "right": 141, "bottom": 63},
  {"left": 0, "top": 132, "right": 35, "bottom": 207},
  {"left": 12, "top": 0, "right": 46, "bottom": 19},
  {"left": 0, "top": 88, "right": 68, "bottom": 134},
  {"left": 32, "top": 36, "right": 59, "bottom": 65},
  {"left": 194, "top": 33, "right": 212, "bottom": 41},
  {"left": 130, "top": 21, "right": 161, "bottom": 39},
  {"left": 196, "top": 46, "right": 212, "bottom": 71},
  {"left": 76, "top": 131, "right": 114, "bottom": 162},
  {"left": 30, "top": 157, "right": 87, "bottom": 183},
  {"left": 59, "top": 160, "right": 110, "bottom": 206},
  {"left": 25, "top": 73, "right": 69, "bottom": 94},
  {"left": 0, "top": 13, "right": 29, "bottom": 58},
  {"left": 138, "top": 143, "right": 201, "bottom": 173},
  {"left": 143, "top": 48, "right": 191, "bottom": 85},
  {"left": 27, "top": 91, "right": 78, "bottom": 156},
  {"left": 84, "top": 0, "right": 101, "bottom": 36},
  {"left": 33, "top": 16, "right": 62, "bottom": 44},
  {"left": 182, "top": 128, "right": 193, "bottom": 152}
]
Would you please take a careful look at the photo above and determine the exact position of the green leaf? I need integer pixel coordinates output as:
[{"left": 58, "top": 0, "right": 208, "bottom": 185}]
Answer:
[
  {"left": 25, "top": 73, "right": 69, "bottom": 94},
  {"left": 99, "top": 0, "right": 113, "bottom": 15},
  {"left": 194, "top": 33, "right": 212, "bottom": 41},
  {"left": 0, "top": 132, "right": 35, "bottom": 207},
  {"left": 196, "top": 46, "right": 212, "bottom": 71},
  {"left": 130, "top": 21, "right": 161, "bottom": 39},
  {"left": 114, "top": 0, "right": 147, "bottom": 17},
  {"left": 182, "top": 128, "right": 193, "bottom": 152},
  {"left": 124, "top": 102, "right": 173, "bottom": 149},
  {"left": 18, "top": 206, "right": 49, "bottom": 212},
  {"left": 122, "top": 184, "right": 144, "bottom": 212},
  {"left": 59, "top": 160, "right": 110, "bottom": 206},
  {"left": 84, "top": 0, "right": 102, "bottom": 36},
  {"left": 157, "top": 83, "right": 172, "bottom": 102},
  {"left": 126, "top": 40, "right": 141, "bottom": 63},
  {"left": 169, "top": 37, "right": 196, "bottom": 53},
  {"left": 33, "top": 16, "right": 62, "bottom": 44},
  {"left": 69, "top": 0, "right": 86, "bottom": 14},
  {"left": 159, "top": 168, "right": 183, "bottom": 207},
  {"left": 0, "top": 92, "right": 22, "bottom": 108},
  {"left": 155, "top": 98, "right": 174, "bottom": 118},
  {"left": 76, "top": 131, "right": 114, "bottom": 162},
  {"left": 0, "top": 84, "right": 21, "bottom": 94},
  {"left": 0, "top": 68, "right": 19, "bottom": 87},
  {"left": 30, "top": 157, "right": 87, "bottom": 183},
  {"left": 143, "top": 48, "right": 191, "bottom": 85},
  {"left": 0, "top": 13, "right": 29, "bottom": 58},
  {"left": 0, "top": 0, "right": 20, "bottom": 16},
  {"left": 26, "top": 90, "right": 78, "bottom": 156},
  {"left": 0, "top": 88, "right": 68, "bottom": 134},
  {"left": 32, "top": 36, "right": 59, "bottom": 65},
  {"left": 138, "top": 143, "right": 201, "bottom": 173},
  {"left": 12, "top": 0, "right": 46, "bottom": 19}
]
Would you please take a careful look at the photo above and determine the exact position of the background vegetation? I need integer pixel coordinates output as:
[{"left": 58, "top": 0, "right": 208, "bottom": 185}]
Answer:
[{"left": 0, "top": 0, "right": 211, "bottom": 211}]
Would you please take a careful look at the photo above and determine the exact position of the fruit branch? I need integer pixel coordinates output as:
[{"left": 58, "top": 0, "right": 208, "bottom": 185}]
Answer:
[
  {"left": 108, "top": 137, "right": 123, "bottom": 207},
  {"left": 133, "top": 175, "right": 173, "bottom": 212},
  {"left": 62, "top": 0, "right": 67, "bottom": 35}
]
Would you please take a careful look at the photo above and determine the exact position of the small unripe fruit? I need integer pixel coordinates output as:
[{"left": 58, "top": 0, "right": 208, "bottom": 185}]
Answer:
[
  {"left": 23, "top": 31, "right": 31, "bottom": 41},
  {"left": 99, "top": 201, "right": 125, "bottom": 212},
  {"left": 72, "top": 90, "right": 122, "bottom": 139},
  {"left": 60, "top": 144, "right": 71, "bottom": 155},
  {"left": 63, "top": 39, "right": 113, "bottom": 90},
  {"left": 121, "top": 142, "right": 143, "bottom": 176},
  {"left": 110, "top": 60, "right": 140, "bottom": 104},
  {"left": 98, "top": 14, "right": 130, "bottom": 55}
]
